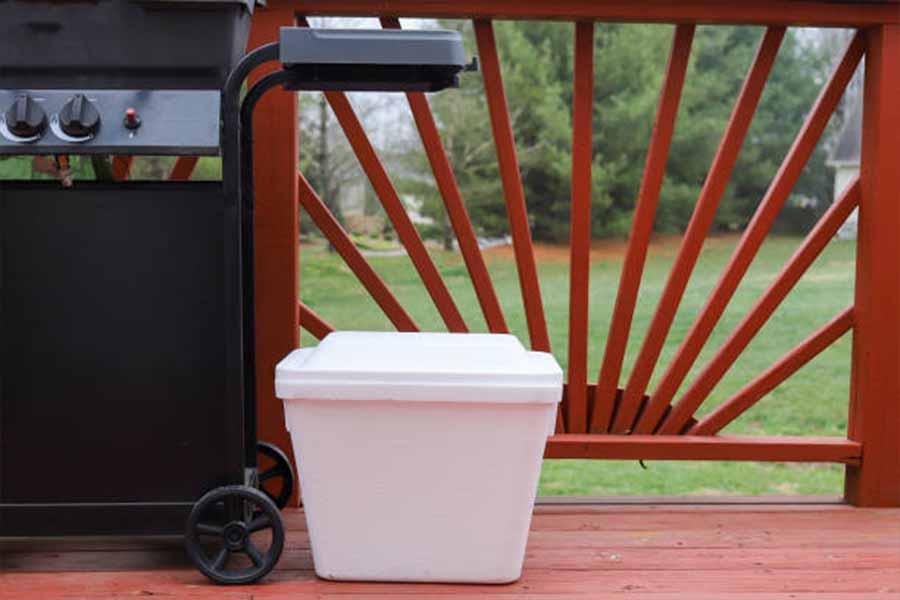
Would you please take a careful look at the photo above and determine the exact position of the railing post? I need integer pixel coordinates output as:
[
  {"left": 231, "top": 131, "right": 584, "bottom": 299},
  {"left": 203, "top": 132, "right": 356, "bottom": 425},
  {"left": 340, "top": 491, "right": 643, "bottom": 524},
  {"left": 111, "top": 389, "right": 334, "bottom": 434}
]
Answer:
[
  {"left": 845, "top": 24, "right": 900, "bottom": 507},
  {"left": 248, "top": 3, "right": 300, "bottom": 505}
]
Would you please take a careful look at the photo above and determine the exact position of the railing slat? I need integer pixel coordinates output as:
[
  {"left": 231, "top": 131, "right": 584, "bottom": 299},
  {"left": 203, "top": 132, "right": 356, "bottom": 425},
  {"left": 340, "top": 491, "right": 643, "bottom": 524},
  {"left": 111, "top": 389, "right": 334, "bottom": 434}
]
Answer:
[
  {"left": 640, "top": 33, "right": 865, "bottom": 434},
  {"left": 169, "top": 156, "right": 199, "bottom": 181},
  {"left": 380, "top": 17, "right": 509, "bottom": 335},
  {"left": 297, "top": 16, "right": 466, "bottom": 333},
  {"left": 612, "top": 26, "right": 786, "bottom": 434},
  {"left": 297, "top": 172, "right": 420, "bottom": 332},
  {"left": 475, "top": 19, "right": 551, "bottom": 352},
  {"left": 659, "top": 178, "right": 861, "bottom": 434},
  {"left": 691, "top": 306, "right": 854, "bottom": 435},
  {"left": 565, "top": 21, "right": 596, "bottom": 434},
  {"left": 592, "top": 24, "right": 694, "bottom": 433},
  {"left": 111, "top": 156, "right": 134, "bottom": 181},
  {"left": 298, "top": 301, "right": 336, "bottom": 340},
  {"left": 324, "top": 91, "right": 468, "bottom": 333}
]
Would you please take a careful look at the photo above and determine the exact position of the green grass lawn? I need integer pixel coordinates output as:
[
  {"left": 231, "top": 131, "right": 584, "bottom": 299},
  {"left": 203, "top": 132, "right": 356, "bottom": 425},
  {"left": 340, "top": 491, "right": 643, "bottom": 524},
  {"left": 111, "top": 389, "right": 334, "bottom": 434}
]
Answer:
[{"left": 301, "top": 233, "right": 854, "bottom": 497}]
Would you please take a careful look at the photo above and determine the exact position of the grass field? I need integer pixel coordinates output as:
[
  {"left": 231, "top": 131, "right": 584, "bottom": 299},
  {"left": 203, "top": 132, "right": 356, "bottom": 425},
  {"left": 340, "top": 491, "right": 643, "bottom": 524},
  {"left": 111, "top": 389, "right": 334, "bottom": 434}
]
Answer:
[{"left": 300, "top": 233, "right": 855, "bottom": 497}]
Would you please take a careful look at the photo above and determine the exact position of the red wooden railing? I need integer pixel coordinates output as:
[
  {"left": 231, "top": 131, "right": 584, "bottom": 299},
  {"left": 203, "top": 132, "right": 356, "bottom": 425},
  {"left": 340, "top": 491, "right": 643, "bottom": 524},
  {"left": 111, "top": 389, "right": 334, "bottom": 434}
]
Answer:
[
  {"left": 593, "top": 23, "right": 694, "bottom": 434},
  {"left": 615, "top": 26, "right": 788, "bottom": 434},
  {"left": 243, "top": 1, "right": 900, "bottom": 506}
]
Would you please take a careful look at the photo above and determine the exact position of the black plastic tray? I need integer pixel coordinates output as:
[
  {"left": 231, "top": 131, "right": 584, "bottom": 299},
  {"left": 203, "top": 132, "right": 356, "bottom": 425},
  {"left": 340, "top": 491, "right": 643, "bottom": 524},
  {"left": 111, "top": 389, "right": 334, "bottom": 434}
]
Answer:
[{"left": 279, "top": 28, "right": 470, "bottom": 92}]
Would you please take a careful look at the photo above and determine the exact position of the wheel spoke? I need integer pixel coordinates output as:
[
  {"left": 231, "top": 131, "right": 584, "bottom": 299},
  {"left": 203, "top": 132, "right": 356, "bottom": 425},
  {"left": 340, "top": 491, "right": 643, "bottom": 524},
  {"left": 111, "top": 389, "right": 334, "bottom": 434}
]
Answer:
[
  {"left": 244, "top": 540, "right": 265, "bottom": 567},
  {"left": 259, "top": 466, "right": 282, "bottom": 482},
  {"left": 211, "top": 547, "right": 229, "bottom": 571},
  {"left": 247, "top": 513, "right": 272, "bottom": 533},
  {"left": 196, "top": 522, "right": 224, "bottom": 537}
]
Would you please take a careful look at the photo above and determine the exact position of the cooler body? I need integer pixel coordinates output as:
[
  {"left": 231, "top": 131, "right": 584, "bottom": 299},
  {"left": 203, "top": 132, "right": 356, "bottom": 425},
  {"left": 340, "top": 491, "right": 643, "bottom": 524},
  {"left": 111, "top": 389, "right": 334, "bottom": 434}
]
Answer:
[{"left": 0, "top": 182, "right": 247, "bottom": 535}]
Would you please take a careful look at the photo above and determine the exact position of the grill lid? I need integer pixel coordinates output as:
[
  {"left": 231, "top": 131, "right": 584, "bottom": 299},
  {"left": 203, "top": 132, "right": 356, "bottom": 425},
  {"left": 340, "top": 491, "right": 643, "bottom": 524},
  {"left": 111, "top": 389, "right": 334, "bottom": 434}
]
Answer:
[{"left": 0, "top": 0, "right": 258, "bottom": 89}]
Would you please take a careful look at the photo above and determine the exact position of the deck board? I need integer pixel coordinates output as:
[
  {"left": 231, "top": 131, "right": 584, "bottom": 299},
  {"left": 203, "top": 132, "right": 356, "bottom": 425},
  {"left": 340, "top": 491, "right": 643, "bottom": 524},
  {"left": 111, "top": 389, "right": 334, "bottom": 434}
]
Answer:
[{"left": 3, "top": 501, "right": 900, "bottom": 598}]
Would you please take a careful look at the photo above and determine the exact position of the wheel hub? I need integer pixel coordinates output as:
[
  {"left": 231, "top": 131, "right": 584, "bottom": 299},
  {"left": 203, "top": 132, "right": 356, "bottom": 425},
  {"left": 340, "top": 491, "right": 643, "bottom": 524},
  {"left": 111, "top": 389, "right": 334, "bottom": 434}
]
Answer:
[{"left": 223, "top": 521, "right": 248, "bottom": 551}]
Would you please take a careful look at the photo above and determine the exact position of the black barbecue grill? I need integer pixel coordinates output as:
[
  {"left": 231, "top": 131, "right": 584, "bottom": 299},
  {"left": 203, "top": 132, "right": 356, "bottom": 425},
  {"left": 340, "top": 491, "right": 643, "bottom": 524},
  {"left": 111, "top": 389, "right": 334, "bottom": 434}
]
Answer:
[{"left": 0, "top": 2, "right": 470, "bottom": 584}]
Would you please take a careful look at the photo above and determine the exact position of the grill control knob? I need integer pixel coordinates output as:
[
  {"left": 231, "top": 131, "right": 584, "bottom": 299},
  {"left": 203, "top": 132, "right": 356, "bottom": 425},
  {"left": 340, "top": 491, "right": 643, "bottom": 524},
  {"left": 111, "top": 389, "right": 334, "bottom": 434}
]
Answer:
[
  {"left": 123, "top": 107, "right": 141, "bottom": 130},
  {"left": 4, "top": 95, "right": 47, "bottom": 139},
  {"left": 59, "top": 94, "right": 100, "bottom": 138}
]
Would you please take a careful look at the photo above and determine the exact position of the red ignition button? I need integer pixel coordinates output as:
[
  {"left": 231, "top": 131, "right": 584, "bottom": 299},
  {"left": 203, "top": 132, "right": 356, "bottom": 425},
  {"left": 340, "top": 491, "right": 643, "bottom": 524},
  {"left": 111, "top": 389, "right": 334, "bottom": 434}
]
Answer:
[{"left": 124, "top": 107, "right": 141, "bottom": 130}]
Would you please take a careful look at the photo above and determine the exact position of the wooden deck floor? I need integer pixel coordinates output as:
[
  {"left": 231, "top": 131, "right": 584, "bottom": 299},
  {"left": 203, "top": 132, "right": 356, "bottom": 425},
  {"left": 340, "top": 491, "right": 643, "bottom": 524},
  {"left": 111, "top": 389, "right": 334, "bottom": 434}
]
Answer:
[{"left": 3, "top": 499, "right": 900, "bottom": 598}]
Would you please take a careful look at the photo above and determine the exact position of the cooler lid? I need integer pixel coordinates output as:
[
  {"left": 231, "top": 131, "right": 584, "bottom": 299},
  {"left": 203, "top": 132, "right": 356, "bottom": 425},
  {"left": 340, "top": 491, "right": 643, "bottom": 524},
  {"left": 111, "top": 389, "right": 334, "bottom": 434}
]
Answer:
[{"left": 275, "top": 331, "right": 562, "bottom": 404}]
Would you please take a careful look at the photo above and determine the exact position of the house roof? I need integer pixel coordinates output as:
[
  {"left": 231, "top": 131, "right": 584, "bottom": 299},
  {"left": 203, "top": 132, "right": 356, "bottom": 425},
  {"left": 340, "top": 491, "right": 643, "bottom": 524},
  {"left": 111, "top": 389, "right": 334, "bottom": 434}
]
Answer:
[{"left": 829, "top": 92, "right": 862, "bottom": 166}]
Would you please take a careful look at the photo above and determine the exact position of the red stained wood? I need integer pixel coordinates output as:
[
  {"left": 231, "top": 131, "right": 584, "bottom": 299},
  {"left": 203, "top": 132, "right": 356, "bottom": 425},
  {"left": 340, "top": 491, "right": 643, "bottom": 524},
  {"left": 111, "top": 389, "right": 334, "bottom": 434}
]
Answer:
[
  {"left": 615, "top": 27, "right": 786, "bottom": 434},
  {"left": 111, "top": 156, "right": 134, "bottom": 180},
  {"left": 281, "top": 17, "right": 470, "bottom": 335},
  {"left": 565, "top": 21, "right": 595, "bottom": 434},
  {"left": 322, "top": 90, "right": 467, "bottom": 333},
  {"left": 380, "top": 17, "right": 508, "bottom": 335},
  {"left": 169, "top": 156, "right": 199, "bottom": 181},
  {"left": 692, "top": 306, "right": 854, "bottom": 435},
  {"left": 8, "top": 542, "right": 900, "bottom": 573},
  {"left": 533, "top": 495, "right": 846, "bottom": 507},
  {"left": 298, "top": 172, "right": 419, "bottom": 332},
  {"left": 5, "top": 503, "right": 899, "bottom": 598},
  {"left": 296, "top": 16, "right": 464, "bottom": 333},
  {"left": 475, "top": 19, "right": 551, "bottom": 352},
  {"left": 594, "top": 24, "right": 694, "bottom": 433},
  {"left": 248, "top": 5, "right": 300, "bottom": 507},
  {"left": 640, "top": 33, "right": 863, "bottom": 435},
  {"left": 298, "top": 301, "right": 335, "bottom": 340},
  {"left": 544, "top": 434, "right": 861, "bottom": 464},
  {"left": 845, "top": 24, "right": 900, "bottom": 507},
  {"left": 231, "top": 500, "right": 900, "bottom": 528},
  {"left": 659, "top": 177, "right": 861, "bottom": 434},
  {"left": 11, "top": 501, "right": 900, "bottom": 543},
  {"left": 7, "top": 570, "right": 900, "bottom": 598},
  {"left": 284, "top": 0, "right": 900, "bottom": 27}
]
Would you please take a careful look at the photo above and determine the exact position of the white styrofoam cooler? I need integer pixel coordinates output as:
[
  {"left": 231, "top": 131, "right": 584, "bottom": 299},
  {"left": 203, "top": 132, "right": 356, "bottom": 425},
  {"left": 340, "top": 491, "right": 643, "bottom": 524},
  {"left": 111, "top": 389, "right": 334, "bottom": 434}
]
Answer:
[{"left": 275, "top": 331, "right": 562, "bottom": 583}]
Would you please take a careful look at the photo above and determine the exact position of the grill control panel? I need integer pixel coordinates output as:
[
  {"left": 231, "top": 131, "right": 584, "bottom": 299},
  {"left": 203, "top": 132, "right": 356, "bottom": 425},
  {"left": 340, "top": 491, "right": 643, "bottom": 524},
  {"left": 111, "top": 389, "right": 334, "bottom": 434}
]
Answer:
[{"left": 0, "top": 90, "right": 220, "bottom": 155}]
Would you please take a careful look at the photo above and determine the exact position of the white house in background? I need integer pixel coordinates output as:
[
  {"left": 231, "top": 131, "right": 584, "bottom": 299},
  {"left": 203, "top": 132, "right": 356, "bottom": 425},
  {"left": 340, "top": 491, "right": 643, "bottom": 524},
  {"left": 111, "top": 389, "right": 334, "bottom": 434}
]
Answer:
[{"left": 827, "top": 92, "right": 862, "bottom": 240}]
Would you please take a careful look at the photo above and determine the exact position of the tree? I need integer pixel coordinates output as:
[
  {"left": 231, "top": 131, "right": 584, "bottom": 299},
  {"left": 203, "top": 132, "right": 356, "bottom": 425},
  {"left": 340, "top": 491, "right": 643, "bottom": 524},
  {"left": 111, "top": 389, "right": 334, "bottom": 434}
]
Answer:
[
  {"left": 300, "top": 92, "right": 351, "bottom": 228},
  {"left": 400, "top": 20, "right": 572, "bottom": 244},
  {"left": 401, "top": 21, "right": 836, "bottom": 243},
  {"left": 398, "top": 79, "right": 502, "bottom": 250}
]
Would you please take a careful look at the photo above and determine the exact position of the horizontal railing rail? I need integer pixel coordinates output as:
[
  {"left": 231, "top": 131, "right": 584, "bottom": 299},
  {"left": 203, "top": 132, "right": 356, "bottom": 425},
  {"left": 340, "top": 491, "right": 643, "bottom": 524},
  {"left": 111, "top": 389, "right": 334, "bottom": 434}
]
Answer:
[{"left": 291, "top": 0, "right": 899, "bottom": 27}]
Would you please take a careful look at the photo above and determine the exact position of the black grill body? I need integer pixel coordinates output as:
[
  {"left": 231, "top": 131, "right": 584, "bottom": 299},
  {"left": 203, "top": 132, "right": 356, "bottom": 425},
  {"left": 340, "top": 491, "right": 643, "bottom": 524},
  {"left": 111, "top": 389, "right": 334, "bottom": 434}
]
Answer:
[{"left": 0, "top": 1, "right": 255, "bottom": 538}]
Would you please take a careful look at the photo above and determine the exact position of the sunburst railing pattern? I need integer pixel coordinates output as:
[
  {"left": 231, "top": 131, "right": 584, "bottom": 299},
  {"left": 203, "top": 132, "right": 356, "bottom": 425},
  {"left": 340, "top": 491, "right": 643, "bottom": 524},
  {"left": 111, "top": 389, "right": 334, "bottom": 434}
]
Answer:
[{"left": 244, "top": 1, "right": 899, "bottom": 506}]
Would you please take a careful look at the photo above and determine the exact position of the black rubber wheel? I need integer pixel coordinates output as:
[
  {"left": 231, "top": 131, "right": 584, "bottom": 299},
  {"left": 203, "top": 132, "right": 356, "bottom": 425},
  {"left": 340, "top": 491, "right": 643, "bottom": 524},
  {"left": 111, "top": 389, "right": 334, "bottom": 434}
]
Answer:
[
  {"left": 256, "top": 440, "right": 295, "bottom": 509},
  {"left": 185, "top": 485, "right": 285, "bottom": 585}
]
